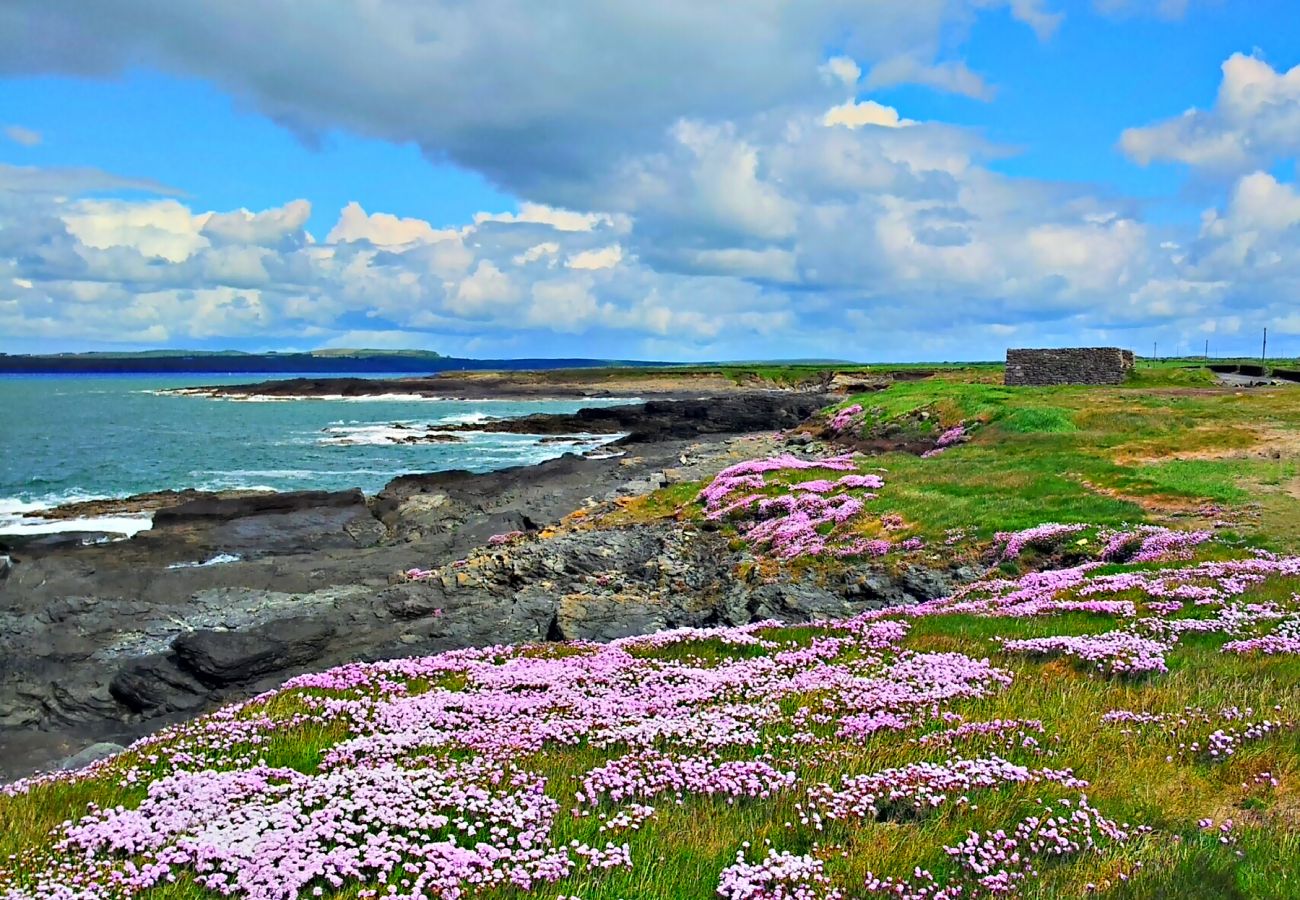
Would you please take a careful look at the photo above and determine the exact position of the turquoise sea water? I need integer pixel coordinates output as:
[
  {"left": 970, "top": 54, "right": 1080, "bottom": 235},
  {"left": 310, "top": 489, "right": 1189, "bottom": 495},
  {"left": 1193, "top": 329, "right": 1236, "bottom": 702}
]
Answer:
[{"left": 0, "top": 375, "right": 632, "bottom": 534}]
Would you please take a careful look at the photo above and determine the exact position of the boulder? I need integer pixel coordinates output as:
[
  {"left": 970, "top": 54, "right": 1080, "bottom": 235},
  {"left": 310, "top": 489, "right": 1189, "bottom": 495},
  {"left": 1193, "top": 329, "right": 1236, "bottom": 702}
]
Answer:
[
  {"left": 552, "top": 594, "right": 677, "bottom": 643},
  {"left": 172, "top": 617, "right": 336, "bottom": 686},
  {"left": 382, "top": 581, "right": 450, "bottom": 620},
  {"left": 151, "top": 489, "right": 368, "bottom": 525},
  {"left": 57, "top": 741, "right": 126, "bottom": 772},
  {"left": 109, "top": 654, "right": 208, "bottom": 714},
  {"left": 740, "top": 582, "right": 856, "bottom": 622},
  {"left": 899, "top": 565, "right": 955, "bottom": 601}
]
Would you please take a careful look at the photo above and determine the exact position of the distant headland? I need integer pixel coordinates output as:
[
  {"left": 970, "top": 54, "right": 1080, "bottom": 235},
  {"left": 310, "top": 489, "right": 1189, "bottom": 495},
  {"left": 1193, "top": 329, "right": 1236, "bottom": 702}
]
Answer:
[{"left": 0, "top": 349, "right": 672, "bottom": 375}]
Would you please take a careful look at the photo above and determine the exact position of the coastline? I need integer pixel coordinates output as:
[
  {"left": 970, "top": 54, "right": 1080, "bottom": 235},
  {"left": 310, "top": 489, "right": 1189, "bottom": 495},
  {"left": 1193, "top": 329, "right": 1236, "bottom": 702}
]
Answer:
[
  {"left": 1, "top": 389, "right": 886, "bottom": 781},
  {"left": 168, "top": 368, "right": 834, "bottom": 402}
]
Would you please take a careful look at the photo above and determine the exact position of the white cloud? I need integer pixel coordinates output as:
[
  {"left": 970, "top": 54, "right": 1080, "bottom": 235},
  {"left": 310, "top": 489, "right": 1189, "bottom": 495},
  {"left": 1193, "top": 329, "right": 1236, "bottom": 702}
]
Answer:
[
  {"left": 819, "top": 56, "right": 861, "bottom": 87},
  {"left": 445, "top": 260, "right": 519, "bottom": 317},
  {"left": 525, "top": 280, "right": 599, "bottom": 332},
  {"left": 4, "top": 124, "right": 41, "bottom": 146},
  {"left": 1121, "top": 53, "right": 1300, "bottom": 174},
  {"left": 686, "top": 248, "right": 798, "bottom": 282},
  {"left": 203, "top": 200, "right": 311, "bottom": 245},
  {"left": 475, "top": 202, "right": 619, "bottom": 233},
  {"left": 63, "top": 199, "right": 210, "bottom": 263},
  {"left": 566, "top": 244, "right": 623, "bottom": 270},
  {"left": 823, "top": 100, "right": 913, "bottom": 130},
  {"left": 668, "top": 120, "right": 798, "bottom": 241},
  {"left": 327, "top": 201, "right": 458, "bottom": 246},
  {"left": 513, "top": 242, "right": 559, "bottom": 265}
]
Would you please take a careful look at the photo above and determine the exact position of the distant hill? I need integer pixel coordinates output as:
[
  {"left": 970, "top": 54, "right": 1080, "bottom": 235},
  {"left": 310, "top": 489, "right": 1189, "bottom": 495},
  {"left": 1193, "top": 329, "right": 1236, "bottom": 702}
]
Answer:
[{"left": 0, "top": 350, "right": 669, "bottom": 375}]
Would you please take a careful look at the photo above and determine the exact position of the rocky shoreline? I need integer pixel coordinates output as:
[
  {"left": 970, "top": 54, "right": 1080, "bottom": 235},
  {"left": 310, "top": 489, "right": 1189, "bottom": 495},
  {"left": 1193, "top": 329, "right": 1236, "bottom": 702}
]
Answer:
[
  {"left": 170, "top": 370, "right": 759, "bottom": 401},
  {"left": 0, "top": 390, "right": 971, "bottom": 782}
]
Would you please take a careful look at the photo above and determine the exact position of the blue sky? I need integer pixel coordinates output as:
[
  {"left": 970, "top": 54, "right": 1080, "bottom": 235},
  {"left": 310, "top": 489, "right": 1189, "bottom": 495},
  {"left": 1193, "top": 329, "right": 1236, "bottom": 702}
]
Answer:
[{"left": 2, "top": 0, "right": 1299, "bottom": 361}]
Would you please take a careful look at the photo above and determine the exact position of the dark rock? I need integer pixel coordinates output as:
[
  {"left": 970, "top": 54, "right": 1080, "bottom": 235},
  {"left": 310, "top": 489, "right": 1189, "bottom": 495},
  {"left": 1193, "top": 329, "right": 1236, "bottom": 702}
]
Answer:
[
  {"left": 899, "top": 565, "right": 955, "bottom": 601},
  {"left": 435, "top": 393, "right": 832, "bottom": 444},
  {"left": 0, "top": 532, "right": 124, "bottom": 556},
  {"left": 25, "top": 489, "right": 275, "bottom": 522},
  {"left": 382, "top": 581, "right": 450, "bottom": 620},
  {"left": 851, "top": 573, "right": 913, "bottom": 607},
  {"left": 172, "top": 617, "right": 336, "bottom": 686},
  {"left": 109, "top": 655, "right": 208, "bottom": 714},
  {"left": 152, "top": 489, "right": 367, "bottom": 526},
  {"left": 57, "top": 741, "right": 125, "bottom": 771},
  {"left": 741, "top": 582, "right": 856, "bottom": 622},
  {"left": 141, "top": 488, "right": 385, "bottom": 556}
]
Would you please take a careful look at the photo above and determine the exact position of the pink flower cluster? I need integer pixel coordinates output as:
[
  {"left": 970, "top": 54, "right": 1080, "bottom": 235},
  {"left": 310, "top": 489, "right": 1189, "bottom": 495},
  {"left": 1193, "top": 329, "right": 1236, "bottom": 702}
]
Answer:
[
  {"left": 999, "top": 630, "right": 1169, "bottom": 676},
  {"left": 995, "top": 523, "right": 1088, "bottom": 559},
  {"left": 1222, "top": 615, "right": 1300, "bottom": 655},
  {"left": 719, "top": 848, "right": 843, "bottom": 900},
  {"left": 578, "top": 752, "right": 795, "bottom": 806},
  {"left": 864, "top": 795, "right": 1139, "bottom": 899},
  {"left": 828, "top": 404, "right": 864, "bottom": 434},
  {"left": 487, "top": 530, "right": 524, "bottom": 546},
  {"left": 808, "top": 756, "right": 1086, "bottom": 822},
  {"left": 936, "top": 424, "right": 968, "bottom": 447},
  {"left": 695, "top": 454, "right": 891, "bottom": 558},
  {"left": 1100, "top": 526, "right": 1214, "bottom": 562},
  {"left": 1099, "top": 705, "right": 1296, "bottom": 762},
  {"left": 914, "top": 718, "right": 1045, "bottom": 753}
]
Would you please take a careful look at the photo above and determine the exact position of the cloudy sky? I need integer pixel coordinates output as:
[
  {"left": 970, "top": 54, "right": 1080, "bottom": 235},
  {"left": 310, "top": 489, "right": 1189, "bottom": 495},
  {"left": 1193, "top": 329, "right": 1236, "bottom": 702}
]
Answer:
[{"left": 1, "top": 1, "right": 1298, "bottom": 361}]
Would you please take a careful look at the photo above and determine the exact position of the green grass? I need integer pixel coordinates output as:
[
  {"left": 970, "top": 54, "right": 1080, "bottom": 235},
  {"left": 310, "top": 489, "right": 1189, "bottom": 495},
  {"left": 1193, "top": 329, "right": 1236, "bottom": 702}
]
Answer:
[
  {"left": 998, "top": 406, "right": 1079, "bottom": 433},
  {"left": 1136, "top": 459, "right": 1298, "bottom": 503}
]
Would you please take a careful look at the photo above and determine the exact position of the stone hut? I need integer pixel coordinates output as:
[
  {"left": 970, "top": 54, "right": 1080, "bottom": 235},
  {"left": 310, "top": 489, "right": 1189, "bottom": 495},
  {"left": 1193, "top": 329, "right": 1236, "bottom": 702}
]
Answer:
[{"left": 1004, "top": 347, "right": 1135, "bottom": 386}]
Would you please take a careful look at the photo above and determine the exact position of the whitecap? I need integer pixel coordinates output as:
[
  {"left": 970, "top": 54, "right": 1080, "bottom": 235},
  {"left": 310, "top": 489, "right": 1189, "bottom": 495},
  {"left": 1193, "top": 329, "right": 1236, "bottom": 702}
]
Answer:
[{"left": 166, "top": 553, "right": 242, "bottom": 569}]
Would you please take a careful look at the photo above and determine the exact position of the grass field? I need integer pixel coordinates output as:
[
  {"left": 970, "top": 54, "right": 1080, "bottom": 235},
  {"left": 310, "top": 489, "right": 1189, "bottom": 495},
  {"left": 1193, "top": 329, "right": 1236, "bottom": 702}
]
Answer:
[{"left": 3, "top": 366, "right": 1299, "bottom": 899}]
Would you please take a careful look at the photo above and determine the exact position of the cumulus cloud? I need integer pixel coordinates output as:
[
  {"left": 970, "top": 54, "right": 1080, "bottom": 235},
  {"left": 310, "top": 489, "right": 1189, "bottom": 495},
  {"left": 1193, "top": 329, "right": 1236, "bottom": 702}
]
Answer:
[
  {"left": 1121, "top": 53, "right": 1300, "bottom": 174},
  {"left": 0, "top": 109, "right": 1194, "bottom": 359},
  {"left": 823, "top": 100, "right": 913, "bottom": 129},
  {"left": 327, "top": 201, "right": 457, "bottom": 247},
  {"left": 566, "top": 245, "right": 623, "bottom": 270}
]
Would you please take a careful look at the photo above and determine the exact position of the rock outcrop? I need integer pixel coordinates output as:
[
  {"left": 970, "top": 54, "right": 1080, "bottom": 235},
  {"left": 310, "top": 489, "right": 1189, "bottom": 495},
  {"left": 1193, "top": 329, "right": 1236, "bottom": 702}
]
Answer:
[{"left": 430, "top": 393, "right": 833, "bottom": 442}]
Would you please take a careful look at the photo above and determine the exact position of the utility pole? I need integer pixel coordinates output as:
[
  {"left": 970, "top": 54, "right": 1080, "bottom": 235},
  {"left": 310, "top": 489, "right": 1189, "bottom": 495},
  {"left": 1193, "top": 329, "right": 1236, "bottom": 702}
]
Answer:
[
  {"left": 1262, "top": 327, "right": 1268, "bottom": 364},
  {"left": 1205, "top": 339, "right": 1209, "bottom": 359},
  {"left": 1153, "top": 341, "right": 1157, "bottom": 367}
]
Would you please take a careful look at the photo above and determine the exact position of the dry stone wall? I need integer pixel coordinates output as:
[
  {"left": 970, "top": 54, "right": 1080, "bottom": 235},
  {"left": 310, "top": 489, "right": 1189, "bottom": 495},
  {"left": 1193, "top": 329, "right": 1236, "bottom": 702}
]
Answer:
[{"left": 1004, "top": 347, "right": 1135, "bottom": 386}]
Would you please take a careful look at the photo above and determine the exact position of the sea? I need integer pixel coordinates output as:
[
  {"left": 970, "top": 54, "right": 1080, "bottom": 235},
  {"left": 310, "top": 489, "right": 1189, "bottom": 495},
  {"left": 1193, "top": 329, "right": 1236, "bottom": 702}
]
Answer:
[{"left": 0, "top": 374, "right": 633, "bottom": 538}]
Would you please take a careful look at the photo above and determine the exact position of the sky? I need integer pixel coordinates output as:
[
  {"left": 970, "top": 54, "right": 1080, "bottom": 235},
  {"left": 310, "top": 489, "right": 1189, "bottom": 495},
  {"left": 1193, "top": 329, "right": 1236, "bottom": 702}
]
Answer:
[{"left": 1, "top": 1, "right": 1299, "bottom": 362}]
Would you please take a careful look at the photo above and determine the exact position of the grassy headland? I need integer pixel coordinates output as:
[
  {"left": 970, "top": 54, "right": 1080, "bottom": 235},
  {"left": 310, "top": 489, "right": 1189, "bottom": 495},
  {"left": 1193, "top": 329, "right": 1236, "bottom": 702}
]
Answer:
[{"left": 3, "top": 366, "right": 1300, "bottom": 899}]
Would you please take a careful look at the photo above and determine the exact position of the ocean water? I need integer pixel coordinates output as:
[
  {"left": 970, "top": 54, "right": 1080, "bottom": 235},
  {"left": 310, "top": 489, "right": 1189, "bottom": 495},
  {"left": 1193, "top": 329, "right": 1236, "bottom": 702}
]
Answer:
[{"left": 0, "top": 374, "right": 633, "bottom": 535}]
